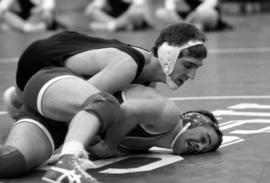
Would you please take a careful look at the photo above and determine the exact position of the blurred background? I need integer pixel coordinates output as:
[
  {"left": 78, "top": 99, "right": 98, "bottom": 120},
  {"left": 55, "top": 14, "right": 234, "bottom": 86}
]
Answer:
[{"left": 1, "top": 0, "right": 270, "bottom": 57}]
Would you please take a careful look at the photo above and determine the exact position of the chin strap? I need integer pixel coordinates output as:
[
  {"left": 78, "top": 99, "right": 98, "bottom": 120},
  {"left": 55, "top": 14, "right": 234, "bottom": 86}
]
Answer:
[
  {"left": 170, "top": 122, "right": 191, "bottom": 149},
  {"left": 165, "top": 75, "right": 179, "bottom": 90}
]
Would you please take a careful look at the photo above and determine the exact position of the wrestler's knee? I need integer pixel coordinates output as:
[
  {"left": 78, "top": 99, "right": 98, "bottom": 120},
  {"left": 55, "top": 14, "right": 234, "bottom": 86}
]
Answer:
[
  {"left": 82, "top": 92, "right": 121, "bottom": 132},
  {"left": 192, "top": 9, "right": 218, "bottom": 30},
  {"left": 0, "top": 145, "right": 27, "bottom": 178}
]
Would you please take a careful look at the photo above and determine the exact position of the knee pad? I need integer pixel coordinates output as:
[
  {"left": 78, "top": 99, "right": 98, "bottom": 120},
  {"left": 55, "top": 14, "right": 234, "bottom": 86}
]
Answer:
[
  {"left": 0, "top": 145, "right": 27, "bottom": 178},
  {"left": 82, "top": 92, "right": 121, "bottom": 132}
]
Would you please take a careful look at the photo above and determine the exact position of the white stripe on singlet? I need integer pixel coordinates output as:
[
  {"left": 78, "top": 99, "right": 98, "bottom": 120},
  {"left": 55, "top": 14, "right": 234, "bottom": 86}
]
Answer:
[{"left": 37, "top": 75, "right": 77, "bottom": 115}]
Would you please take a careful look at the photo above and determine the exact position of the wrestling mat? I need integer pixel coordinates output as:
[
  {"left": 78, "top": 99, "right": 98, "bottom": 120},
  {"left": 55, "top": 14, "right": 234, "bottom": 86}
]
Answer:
[
  {"left": 1, "top": 98, "right": 270, "bottom": 183},
  {"left": 1, "top": 9, "right": 270, "bottom": 183}
]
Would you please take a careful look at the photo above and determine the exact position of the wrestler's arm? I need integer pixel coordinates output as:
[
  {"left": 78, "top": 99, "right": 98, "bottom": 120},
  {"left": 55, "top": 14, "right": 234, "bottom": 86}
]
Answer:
[
  {"left": 86, "top": 51, "right": 139, "bottom": 93},
  {"left": 89, "top": 85, "right": 180, "bottom": 158},
  {"left": 65, "top": 48, "right": 139, "bottom": 93}
]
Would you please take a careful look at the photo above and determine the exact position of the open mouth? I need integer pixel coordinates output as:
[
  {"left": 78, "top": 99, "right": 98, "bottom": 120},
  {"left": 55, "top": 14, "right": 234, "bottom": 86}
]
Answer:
[
  {"left": 176, "top": 79, "right": 184, "bottom": 86},
  {"left": 187, "top": 141, "right": 196, "bottom": 153}
]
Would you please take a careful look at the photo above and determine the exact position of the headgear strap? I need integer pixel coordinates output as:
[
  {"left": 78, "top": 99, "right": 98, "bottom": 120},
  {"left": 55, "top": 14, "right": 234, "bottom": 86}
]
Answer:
[
  {"left": 157, "top": 40, "right": 204, "bottom": 75},
  {"left": 170, "top": 122, "right": 191, "bottom": 149}
]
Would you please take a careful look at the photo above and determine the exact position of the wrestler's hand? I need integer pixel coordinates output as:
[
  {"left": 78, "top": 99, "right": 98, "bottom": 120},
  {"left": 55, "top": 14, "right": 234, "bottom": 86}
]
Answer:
[{"left": 88, "top": 140, "right": 116, "bottom": 158}]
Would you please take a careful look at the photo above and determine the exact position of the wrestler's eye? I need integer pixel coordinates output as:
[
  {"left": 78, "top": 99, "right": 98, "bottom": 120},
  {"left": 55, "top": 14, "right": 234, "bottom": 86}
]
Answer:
[
  {"left": 182, "top": 62, "right": 197, "bottom": 69},
  {"left": 200, "top": 136, "right": 206, "bottom": 143}
]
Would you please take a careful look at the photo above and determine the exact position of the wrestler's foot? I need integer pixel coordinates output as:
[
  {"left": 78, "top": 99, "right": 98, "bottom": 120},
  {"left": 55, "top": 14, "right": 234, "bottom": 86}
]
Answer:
[
  {"left": 2, "top": 86, "right": 22, "bottom": 119},
  {"left": 42, "top": 154, "right": 99, "bottom": 183}
]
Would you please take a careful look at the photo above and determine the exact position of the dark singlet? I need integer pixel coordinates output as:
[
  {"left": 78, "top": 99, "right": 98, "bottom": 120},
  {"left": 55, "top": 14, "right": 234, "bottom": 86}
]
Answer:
[{"left": 16, "top": 31, "right": 146, "bottom": 91}]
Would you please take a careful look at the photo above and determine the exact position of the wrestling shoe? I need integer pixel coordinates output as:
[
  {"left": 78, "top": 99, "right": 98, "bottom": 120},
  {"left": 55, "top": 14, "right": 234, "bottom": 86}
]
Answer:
[
  {"left": 2, "top": 86, "right": 21, "bottom": 119},
  {"left": 42, "top": 154, "right": 99, "bottom": 183}
]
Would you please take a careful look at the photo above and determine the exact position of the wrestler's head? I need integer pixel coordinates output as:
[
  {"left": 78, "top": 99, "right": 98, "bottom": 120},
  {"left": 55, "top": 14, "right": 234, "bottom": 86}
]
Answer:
[
  {"left": 152, "top": 23, "right": 208, "bottom": 90},
  {"left": 171, "top": 110, "right": 223, "bottom": 155}
]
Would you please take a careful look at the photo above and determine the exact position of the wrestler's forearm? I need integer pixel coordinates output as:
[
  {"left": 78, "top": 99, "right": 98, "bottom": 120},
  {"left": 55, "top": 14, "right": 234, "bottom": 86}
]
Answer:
[{"left": 102, "top": 104, "right": 139, "bottom": 151}]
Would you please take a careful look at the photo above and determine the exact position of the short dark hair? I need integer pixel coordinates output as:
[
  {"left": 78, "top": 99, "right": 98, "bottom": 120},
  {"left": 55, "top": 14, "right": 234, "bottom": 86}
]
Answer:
[{"left": 152, "top": 23, "right": 207, "bottom": 59}]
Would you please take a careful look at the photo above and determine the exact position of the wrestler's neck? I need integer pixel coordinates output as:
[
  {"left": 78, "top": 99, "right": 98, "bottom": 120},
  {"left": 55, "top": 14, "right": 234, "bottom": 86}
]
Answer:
[
  {"left": 132, "top": 46, "right": 151, "bottom": 63},
  {"left": 154, "top": 122, "right": 183, "bottom": 149},
  {"left": 135, "top": 56, "right": 164, "bottom": 83},
  {"left": 133, "top": 45, "right": 163, "bottom": 82}
]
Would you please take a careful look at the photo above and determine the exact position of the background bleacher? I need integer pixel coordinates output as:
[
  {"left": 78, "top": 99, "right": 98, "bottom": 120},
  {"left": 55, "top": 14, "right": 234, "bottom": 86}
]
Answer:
[{"left": 53, "top": 0, "right": 270, "bottom": 31}]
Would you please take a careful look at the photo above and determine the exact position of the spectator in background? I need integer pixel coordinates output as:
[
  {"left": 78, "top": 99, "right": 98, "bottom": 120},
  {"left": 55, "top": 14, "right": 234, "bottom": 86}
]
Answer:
[
  {"left": 0, "top": 0, "right": 66, "bottom": 33},
  {"left": 84, "top": 0, "right": 157, "bottom": 32},
  {"left": 156, "top": 0, "right": 232, "bottom": 32}
]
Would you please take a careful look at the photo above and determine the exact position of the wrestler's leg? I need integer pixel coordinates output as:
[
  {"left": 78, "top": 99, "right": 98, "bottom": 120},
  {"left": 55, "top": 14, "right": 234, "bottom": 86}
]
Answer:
[
  {"left": 42, "top": 91, "right": 121, "bottom": 183},
  {"left": 23, "top": 68, "right": 100, "bottom": 122},
  {"left": 0, "top": 118, "right": 53, "bottom": 178},
  {"left": 23, "top": 68, "right": 119, "bottom": 156},
  {"left": 23, "top": 68, "right": 122, "bottom": 160}
]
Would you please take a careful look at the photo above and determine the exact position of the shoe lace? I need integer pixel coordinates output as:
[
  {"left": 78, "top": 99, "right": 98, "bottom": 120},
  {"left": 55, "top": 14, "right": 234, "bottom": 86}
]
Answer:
[
  {"left": 43, "top": 157, "right": 98, "bottom": 183},
  {"left": 71, "top": 157, "right": 98, "bottom": 182},
  {"left": 47, "top": 166, "right": 82, "bottom": 183}
]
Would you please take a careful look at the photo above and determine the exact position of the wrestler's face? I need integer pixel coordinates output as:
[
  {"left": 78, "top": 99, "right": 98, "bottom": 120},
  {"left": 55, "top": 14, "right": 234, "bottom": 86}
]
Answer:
[
  {"left": 173, "top": 125, "right": 219, "bottom": 155},
  {"left": 172, "top": 111, "right": 219, "bottom": 155},
  {"left": 170, "top": 57, "right": 203, "bottom": 87}
]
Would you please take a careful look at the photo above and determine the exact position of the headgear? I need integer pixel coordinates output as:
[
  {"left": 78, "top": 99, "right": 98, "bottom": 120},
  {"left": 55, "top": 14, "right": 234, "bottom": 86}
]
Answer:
[{"left": 157, "top": 40, "right": 204, "bottom": 90}]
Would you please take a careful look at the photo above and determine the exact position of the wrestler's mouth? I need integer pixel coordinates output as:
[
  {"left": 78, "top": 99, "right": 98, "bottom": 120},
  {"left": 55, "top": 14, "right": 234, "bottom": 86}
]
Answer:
[
  {"left": 187, "top": 141, "right": 196, "bottom": 153},
  {"left": 176, "top": 79, "right": 184, "bottom": 86}
]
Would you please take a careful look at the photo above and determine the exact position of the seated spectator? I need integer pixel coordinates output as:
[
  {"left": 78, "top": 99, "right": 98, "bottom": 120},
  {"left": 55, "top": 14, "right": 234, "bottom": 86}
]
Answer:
[
  {"left": 0, "top": 0, "right": 66, "bottom": 33},
  {"left": 156, "top": 0, "right": 232, "bottom": 31}
]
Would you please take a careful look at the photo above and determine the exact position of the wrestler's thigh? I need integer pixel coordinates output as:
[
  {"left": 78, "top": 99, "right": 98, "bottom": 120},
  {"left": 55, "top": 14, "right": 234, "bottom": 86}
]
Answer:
[
  {"left": 41, "top": 76, "right": 100, "bottom": 121},
  {"left": 5, "top": 121, "right": 52, "bottom": 170},
  {"left": 23, "top": 68, "right": 100, "bottom": 121}
]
